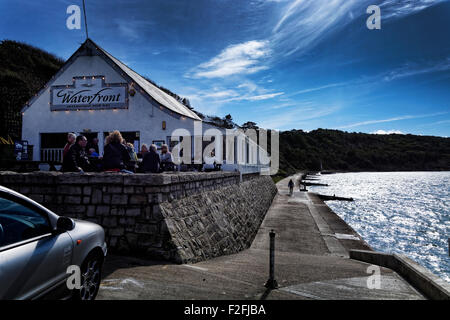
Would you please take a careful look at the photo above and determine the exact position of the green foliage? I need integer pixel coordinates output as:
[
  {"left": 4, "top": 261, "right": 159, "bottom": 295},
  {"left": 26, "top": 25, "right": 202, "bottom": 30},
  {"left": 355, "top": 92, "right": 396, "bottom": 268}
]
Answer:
[
  {"left": 279, "top": 129, "right": 450, "bottom": 174},
  {"left": 0, "top": 40, "right": 63, "bottom": 139}
]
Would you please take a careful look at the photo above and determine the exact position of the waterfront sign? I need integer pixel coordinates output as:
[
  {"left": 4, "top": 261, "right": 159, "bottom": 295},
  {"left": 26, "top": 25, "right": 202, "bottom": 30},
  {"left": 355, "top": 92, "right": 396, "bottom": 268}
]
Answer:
[{"left": 50, "top": 76, "right": 128, "bottom": 111}]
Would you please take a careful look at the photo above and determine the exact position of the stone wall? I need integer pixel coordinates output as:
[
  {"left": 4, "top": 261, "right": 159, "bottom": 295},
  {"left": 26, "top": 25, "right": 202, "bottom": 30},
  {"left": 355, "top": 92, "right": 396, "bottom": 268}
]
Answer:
[
  {"left": 0, "top": 171, "right": 277, "bottom": 263},
  {"left": 161, "top": 175, "right": 277, "bottom": 263}
]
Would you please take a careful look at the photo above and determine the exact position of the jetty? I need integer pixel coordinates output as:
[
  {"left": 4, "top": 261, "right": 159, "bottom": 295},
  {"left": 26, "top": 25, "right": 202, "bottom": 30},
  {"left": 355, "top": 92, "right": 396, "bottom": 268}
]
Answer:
[
  {"left": 317, "top": 194, "right": 354, "bottom": 201},
  {"left": 304, "top": 182, "right": 329, "bottom": 187},
  {"left": 95, "top": 174, "right": 450, "bottom": 300}
]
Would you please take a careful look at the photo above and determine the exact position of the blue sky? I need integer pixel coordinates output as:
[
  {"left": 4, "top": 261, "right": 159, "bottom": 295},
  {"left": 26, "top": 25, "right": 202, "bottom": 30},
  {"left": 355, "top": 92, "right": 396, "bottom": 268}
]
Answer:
[{"left": 1, "top": 0, "right": 449, "bottom": 136}]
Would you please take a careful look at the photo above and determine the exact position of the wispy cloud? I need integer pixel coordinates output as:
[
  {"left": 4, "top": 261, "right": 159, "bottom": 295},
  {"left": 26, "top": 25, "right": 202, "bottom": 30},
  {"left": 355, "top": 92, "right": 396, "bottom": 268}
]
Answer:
[
  {"left": 242, "top": 0, "right": 449, "bottom": 68},
  {"left": 338, "top": 112, "right": 448, "bottom": 129},
  {"left": 419, "top": 119, "right": 450, "bottom": 127},
  {"left": 286, "top": 55, "right": 450, "bottom": 99},
  {"left": 371, "top": 129, "right": 405, "bottom": 134},
  {"left": 188, "top": 0, "right": 446, "bottom": 81},
  {"left": 216, "top": 92, "right": 284, "bottom": 103},
  {"left": 271, "top": 0, "right": 363, "bottom": 57},
  {"left": 270, "top": 0, "right": 446, "bottom": 57},
  {"left": 379, "top": 0, "right": 449, "bottom": 19},
  {"left": 288, "top": 82, "right": 347, "bottom": 96},
  {"left": 179, "top": 79, "right": 283, "bottom": 115},
  {"left": 187, "top": 40, "right": 271, "bottom": 78},
  {"left": 431, "top": 119, "right": 450, "bottom": 125},
  {"left": 263, "top": 100, "right": 314, "bottom": 110},
  {"left": 257, "top": 104, "right": 341, "bottom": 130},
  {"left": 384, "top": 57, "right": 450, "bottom": 81},
  {"left": 113, "top": 18, "right": 154, "bottom": 41}
]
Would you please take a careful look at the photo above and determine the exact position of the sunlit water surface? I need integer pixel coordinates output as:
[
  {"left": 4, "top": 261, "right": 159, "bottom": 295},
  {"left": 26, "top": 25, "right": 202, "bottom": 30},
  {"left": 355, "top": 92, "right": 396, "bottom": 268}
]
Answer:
[{"left": 308, "top": 172, "right": 449, "bottom": 282}]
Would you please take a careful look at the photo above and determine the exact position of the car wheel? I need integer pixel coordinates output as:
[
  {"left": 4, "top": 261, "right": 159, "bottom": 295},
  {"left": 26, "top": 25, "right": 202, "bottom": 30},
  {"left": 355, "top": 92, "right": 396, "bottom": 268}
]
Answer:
[{"left": 73, "top": 252, "right": 103, "bottom": 300}]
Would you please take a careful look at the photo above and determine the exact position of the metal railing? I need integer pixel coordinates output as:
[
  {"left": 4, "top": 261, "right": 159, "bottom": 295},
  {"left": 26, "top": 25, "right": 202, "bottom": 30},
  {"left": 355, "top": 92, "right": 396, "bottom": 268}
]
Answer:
[{"left": 41, "top": 148, "right": 64, "bottom": 163}]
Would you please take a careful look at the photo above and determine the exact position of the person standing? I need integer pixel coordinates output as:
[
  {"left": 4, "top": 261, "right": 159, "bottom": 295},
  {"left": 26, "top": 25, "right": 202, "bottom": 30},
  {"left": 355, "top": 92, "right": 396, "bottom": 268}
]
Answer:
[
  {"left": 288, "top": 179, "right": 294, "bottom": 196},
  {"left": 103, "top": 131, "right": 131, "bottom": 172},
  {"left": 142, "top": 144, "right": 161, "bottom": 173},
  {"left": 160, "top": 144, "right": 174, "bottom": 171}
]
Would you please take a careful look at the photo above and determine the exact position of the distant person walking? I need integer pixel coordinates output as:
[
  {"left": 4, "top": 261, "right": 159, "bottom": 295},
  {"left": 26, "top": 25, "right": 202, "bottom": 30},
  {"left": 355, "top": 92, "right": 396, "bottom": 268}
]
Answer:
[{"left": 288, "top": 179, "right": 294, "bottom": 196}]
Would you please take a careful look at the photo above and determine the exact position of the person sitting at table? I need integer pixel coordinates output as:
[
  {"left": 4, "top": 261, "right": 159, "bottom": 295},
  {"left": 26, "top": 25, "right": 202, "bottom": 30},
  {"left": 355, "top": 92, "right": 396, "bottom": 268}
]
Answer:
[
  {"left": 137, "top": 144, "right": 148, "bottom": 159},
  {"left": 160, "top": 144, "right": 174, "bottom": 172},
  {"left": 103, "top": 130, "right": 132, "bottom": 172},
  {"left": 88, "top": 148, "right": 102, "bottom": 171},
  {"left": 62, "top": 135, "right": 90, "bottom": 173},
  {"left": 126, "top": 143, "right": 138, "bottom": 162},
  {"left": 63, "top": 133, "right": 76, "bottom": 159},
  {"left": 142, "top": 144, "right": 160, "bottom": 173},
  {"left": 88, "top": 148, "right": 99, "bottom": 158},
  {"left": 87, "top": 137, "right": 99, "bottom": 154}
]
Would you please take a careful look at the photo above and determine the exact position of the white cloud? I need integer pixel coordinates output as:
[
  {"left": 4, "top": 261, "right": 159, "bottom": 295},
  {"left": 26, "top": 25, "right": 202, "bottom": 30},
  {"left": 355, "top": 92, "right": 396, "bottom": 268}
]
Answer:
[
  {"left": 189, "top": 40, "right": 271, "bottom": 78},
  {"left": 271, "top": 0, "right": 364, "bottom": 57},
  {"left": 203, "top": 90, "right": 239, "bottom": 99},
  {"left": 257, "top": 104, "right": 340, "bottom": 130},
  {"left": 379, "top": 0, "right": 448, "bottom": 19},
  {"left": 288, "top": 82, "right": 347, "bottom": 96},
  {"left": 217, "top": 92, "right": 284, "bottom": 103},
  {"left": 384, "top": 57, "right": 450, "bottom": 81},
  {"left": 270, "top": 0, "right": 446, "bottom": 57},
  {"left": 178, "top": 80, "right": 283, "bottom": 116},
  {"left": 113, "top": 18, "right": 154, "bottom": 41},
  {"left": 371, "top": 129, "right": 405, "bottom": 135},
  {"left": 338, "top": 112, "right": 448, "bottom": 129}
]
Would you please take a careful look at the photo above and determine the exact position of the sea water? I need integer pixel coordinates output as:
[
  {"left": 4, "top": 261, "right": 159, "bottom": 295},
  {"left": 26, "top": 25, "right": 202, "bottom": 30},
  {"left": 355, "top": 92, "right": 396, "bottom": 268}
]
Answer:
[{"left": 308, "top": 171, "right": 449, "bottom": 282}]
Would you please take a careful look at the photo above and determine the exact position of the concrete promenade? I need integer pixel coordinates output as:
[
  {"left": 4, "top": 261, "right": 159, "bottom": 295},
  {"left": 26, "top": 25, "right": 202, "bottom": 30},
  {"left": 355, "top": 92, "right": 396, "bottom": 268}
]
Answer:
[{"left": 97, "top": 175, "right": 425, "bottom": 300}]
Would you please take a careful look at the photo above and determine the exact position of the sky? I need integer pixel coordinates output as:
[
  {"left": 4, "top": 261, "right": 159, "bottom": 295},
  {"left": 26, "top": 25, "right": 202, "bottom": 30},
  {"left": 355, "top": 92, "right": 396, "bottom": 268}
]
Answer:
[{"left": 1, "top": 0, "right": 450, "bottom": 136}]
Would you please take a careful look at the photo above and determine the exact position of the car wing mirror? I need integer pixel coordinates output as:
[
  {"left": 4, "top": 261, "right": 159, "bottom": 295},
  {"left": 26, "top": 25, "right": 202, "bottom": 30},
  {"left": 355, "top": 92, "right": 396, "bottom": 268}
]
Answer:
[{"left": 56, "top": 216, "right": 75, "bottom": 231}]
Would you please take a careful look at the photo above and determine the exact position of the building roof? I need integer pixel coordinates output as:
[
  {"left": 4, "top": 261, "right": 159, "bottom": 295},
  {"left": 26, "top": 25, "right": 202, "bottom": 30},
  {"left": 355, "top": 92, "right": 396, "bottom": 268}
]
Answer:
[
  {"left": 23, "top": 38, "right": 202, "bottom": 121},
  {"left": 95, "top": 41, "right": 201, "bottom": 121}
]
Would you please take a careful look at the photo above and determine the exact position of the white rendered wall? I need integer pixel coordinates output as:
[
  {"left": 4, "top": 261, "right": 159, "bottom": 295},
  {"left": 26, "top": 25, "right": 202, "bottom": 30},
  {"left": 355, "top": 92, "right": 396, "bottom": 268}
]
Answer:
[{"left": 22, "top": 55, "right": 199, "bottom": 160}]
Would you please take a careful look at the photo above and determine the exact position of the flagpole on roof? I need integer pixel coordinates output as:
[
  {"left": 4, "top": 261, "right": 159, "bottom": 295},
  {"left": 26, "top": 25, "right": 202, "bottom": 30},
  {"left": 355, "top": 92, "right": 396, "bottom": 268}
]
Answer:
[{"left": 82, "top": 0, "right": 89, "bottom": 39}]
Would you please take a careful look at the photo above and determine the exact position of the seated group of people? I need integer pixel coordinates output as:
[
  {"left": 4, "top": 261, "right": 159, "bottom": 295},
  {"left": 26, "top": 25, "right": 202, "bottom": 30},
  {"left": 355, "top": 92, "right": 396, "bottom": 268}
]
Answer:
[{"left": 61, "top": 130, "right": 174, "bottom": 174}]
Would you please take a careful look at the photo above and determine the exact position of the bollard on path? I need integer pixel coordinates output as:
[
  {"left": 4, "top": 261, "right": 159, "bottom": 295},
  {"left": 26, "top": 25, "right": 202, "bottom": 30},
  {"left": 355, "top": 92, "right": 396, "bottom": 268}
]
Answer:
[{"left": 265, "top": 229, "right": 278, "bottom": 289}]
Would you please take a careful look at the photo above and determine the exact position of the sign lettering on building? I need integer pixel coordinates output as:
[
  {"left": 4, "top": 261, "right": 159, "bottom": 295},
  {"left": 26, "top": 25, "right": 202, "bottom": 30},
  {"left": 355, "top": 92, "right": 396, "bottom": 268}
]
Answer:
[{"left": 50, "top": 76, "right": 128, "bottom": 110}]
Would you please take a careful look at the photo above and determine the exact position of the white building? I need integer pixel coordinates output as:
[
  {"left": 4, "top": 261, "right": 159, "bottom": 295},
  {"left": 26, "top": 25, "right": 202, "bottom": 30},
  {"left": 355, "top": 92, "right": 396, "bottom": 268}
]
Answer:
[{"left": 21, "top": 39, "right": 270, "bottom": 174}]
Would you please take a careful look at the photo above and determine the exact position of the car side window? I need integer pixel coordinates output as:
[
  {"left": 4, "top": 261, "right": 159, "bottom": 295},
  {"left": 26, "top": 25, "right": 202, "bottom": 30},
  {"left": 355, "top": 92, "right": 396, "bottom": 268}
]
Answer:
[{"left": 0, "top": 196, "right": 51, "bottom": 248}]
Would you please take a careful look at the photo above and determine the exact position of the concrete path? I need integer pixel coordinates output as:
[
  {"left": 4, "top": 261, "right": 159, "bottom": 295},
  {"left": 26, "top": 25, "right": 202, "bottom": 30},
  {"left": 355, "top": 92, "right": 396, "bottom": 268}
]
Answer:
[{"left": 97, "top": 175, "right": 425, "bottom": 300}]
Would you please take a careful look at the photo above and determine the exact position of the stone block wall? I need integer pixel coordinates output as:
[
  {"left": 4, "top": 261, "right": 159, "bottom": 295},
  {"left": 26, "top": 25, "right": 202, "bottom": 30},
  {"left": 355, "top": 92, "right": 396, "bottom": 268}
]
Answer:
[
  {"left": 161, "top": 175, "right": 277, "bottom": 263},
  {"left": 0, "top": 171, "right": 277, "bottom": 263}
]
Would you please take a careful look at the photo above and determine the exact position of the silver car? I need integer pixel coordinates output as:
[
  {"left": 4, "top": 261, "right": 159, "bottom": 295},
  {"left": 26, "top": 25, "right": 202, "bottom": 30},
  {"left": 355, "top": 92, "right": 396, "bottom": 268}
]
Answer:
[{"left": 0, "top": 185, "right": 107, "bottom": 300}]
